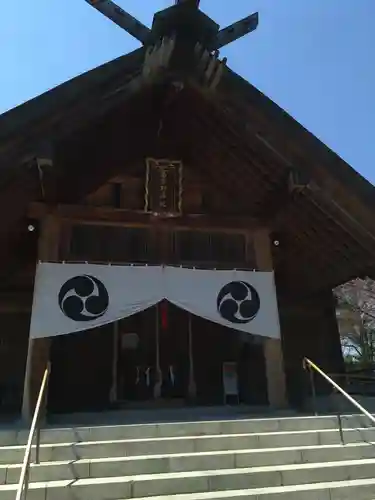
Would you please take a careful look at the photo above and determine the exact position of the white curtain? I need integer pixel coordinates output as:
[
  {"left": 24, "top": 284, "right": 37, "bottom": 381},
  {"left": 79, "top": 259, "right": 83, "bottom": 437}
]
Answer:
[
  {"left": 30, "top": 263, "right": 280, "bottom": 339},
  {"left": 30, "top": 263, "right": 164, "bottom": 339},
  {"left": 165, "top": 267, "right": 280, "bottom": 339}
]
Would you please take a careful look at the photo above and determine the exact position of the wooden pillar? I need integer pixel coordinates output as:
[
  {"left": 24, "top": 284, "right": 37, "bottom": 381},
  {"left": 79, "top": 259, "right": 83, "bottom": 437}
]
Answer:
[
  {"left": 279, "top": 291, "right": 344, "bottom": 405},
  {"left": 22, "top": 215, "right": 61, "bottom": 422},
  {"left": 254, "top": 228, "right": 287, "bottom": 408}
]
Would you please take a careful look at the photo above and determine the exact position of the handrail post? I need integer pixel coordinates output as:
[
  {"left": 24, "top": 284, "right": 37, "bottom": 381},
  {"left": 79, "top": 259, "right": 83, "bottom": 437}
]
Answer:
[
  {"left": 22, "top": 464, "right": 30, "bottom": 500},
  {"left": 35, "top": 361, "right": 50, "bottom": 465},
  {"left": 309, "top": 365, "right": 318, "bottom": 416},
  {"left": 303, "top": 359, "right": 318, "bottom": 416},
  {"left": 333, "top": 382, "right": 345, "bottom": 445},
  {"left": 335, "top": 399, "right": 345, "bottom": 444},
  {"left": 35, "top": 421, "right": 41, "bottom": 465}
]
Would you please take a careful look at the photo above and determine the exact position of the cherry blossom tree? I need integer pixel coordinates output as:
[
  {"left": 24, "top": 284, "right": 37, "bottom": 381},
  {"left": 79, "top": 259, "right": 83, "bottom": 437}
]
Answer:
[{"left": 335, "top": 278, "right": 375, "bottom": 367}]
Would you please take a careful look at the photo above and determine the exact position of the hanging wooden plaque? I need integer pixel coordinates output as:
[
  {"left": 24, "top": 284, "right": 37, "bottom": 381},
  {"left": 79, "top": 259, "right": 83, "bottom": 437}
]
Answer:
[{"left": 144, "top": 158, "right": 183, "bottom": 215}]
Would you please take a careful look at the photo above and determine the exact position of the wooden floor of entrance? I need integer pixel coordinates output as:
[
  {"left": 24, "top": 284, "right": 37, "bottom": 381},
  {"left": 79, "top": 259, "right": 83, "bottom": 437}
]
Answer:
[{"left": 47, "top": 304, "right": 268, "bottom": 414}]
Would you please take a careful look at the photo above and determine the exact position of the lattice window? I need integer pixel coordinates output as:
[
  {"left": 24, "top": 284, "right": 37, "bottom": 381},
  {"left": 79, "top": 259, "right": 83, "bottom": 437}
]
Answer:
[
  {"left": 172, "top": 231, "right": 250, "bottom": 267},
  {"left": 69, "top": 225, "right": 153, "bottom": 263}
]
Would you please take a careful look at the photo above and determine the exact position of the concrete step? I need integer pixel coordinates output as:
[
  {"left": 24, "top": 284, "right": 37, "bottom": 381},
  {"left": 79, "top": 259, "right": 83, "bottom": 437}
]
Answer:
[
  {"left": 116, "top": 479, "right": 375, "bottom": 500},
  {"left": 4, "top": 460, "right": 375, "bottom": 500},
  {"left": 3, "top": 442, "right": 375, "bottom": 484},
  {"left": 0, "top": 414, "right": 371, "bottom": 446},
  {"left": 1, "top": 426, "right": 375, "bottom": 465},
  {"left": 47, "top": 407, "right": 297, "bottom": 425}
]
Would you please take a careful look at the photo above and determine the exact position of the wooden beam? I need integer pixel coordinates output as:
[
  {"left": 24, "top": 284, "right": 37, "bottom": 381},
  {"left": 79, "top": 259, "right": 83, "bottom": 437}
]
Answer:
[
  {"left": 28, "top": 202, "right": 261, "bottom": 233},
  {"left": 84, "top": 0, "right": 151, "bottom": 44},
  {"left": 215, "top": 13, "right": 259, "bottom": 50}
]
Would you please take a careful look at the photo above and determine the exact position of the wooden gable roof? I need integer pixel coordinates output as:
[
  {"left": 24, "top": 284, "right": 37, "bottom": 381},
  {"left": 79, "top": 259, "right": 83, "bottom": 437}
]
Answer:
[{"left": 0, "top": 39, "right": 374, "bottom": 296}]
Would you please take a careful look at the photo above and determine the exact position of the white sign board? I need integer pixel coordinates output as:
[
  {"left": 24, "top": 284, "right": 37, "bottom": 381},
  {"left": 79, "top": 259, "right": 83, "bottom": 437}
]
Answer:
[{"left": 222, "top": 362, "right": 238, "bottom": 400}]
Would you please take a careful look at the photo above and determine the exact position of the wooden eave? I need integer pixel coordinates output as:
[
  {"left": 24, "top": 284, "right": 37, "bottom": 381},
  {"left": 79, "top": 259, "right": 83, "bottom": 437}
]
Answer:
[
  {"left": 0, "top": 48, "right": 146, "bottom": 185},
  {"left": 219, "top": 67, "right": 375, "bottom": 237}
]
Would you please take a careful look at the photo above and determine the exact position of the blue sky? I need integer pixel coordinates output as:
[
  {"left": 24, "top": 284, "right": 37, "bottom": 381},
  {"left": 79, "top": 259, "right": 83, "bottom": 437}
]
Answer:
[{"left": 1, "top": 1, "right": 374, "bottom": 184}]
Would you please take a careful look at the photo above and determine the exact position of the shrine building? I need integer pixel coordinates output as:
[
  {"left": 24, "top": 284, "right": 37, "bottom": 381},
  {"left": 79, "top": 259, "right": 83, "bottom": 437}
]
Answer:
[{"left": 0, "top": 0, "right": 375, "bottom": 421}]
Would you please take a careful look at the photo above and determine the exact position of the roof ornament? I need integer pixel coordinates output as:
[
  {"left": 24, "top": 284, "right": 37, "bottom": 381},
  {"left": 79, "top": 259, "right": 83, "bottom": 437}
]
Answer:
[
  {"left": 84, "top": 1, "right": 259, "bottom": 51},
  {"left": 194, "top": 43, "right": 227, "bottom": 90},
  {"left": 143, "top": 36, "right": 176, "bottom": 79}
]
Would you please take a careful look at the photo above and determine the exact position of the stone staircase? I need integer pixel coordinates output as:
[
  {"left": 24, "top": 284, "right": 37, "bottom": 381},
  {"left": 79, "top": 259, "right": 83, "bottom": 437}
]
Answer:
[{"left": 1, "top": 412, "right": 375, "bottom": 499}]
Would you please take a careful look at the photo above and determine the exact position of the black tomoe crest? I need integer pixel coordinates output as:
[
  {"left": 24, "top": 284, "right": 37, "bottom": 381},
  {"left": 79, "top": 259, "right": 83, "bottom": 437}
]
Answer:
[
  {"left": 217, "top": 281, "right": 260, "bottom": 324},
  {"left": 58, "top": 275, "right": 109, "bottom": 322}
]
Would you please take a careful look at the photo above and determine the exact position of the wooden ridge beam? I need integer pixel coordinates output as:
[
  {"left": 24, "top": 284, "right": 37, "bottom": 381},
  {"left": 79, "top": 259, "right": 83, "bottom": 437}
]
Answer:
[
  {"left": 175, "top": 0, "right": 200, "bottom": 6},
  {"left": 28, "top": 202, "right": 261, "bottom": 233}
]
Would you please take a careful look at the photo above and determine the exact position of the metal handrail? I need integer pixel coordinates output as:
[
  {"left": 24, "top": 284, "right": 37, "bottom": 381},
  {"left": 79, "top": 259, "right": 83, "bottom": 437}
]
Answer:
[
  {"left": 303, "top": 358, "right": 375, "bottom": 443},
  {"left": 331, "top": 373, "right": 375, "bottom": 395},
  {"left": 16, "top": 363, "right": 51, "bottom": 500}
]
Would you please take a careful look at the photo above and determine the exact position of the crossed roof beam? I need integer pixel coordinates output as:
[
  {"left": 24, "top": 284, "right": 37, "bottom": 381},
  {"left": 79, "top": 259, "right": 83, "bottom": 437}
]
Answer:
[{"left": 84, "top": 0, "right": 258, "bottom": 49}]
